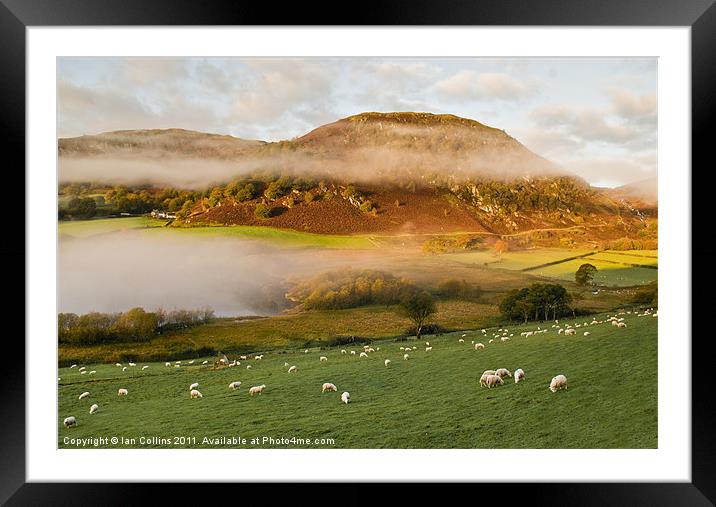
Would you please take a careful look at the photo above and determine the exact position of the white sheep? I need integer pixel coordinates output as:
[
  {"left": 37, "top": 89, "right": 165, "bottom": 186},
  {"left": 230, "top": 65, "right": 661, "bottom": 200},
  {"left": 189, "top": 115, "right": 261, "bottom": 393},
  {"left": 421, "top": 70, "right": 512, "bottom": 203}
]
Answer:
[
  {"left": 403, "top": 354, "right": 409, "bottom": 360},
  {"left": 89, "top": 370, "right": 96, "bottom": 375},
  {"left": 122, "top": 367, "right": 127, "bottom": 372},
  {"left": 489, "top": 339, "right": 494, "bottom": 344},
  {"left": 117, "top": 388, "right": 128, "bottom": 396},
  {"left": 501, "top": 337, "right": 510, "bottom": 342},
  {"left": 165, "top": 362, "right": 171, "bottom": 367},
  {"left": 63, "top": 416, "right": 76, "bottom": 428},
  {"left": 115, "top": 363, "right": 122, "bottom": 367},
  {"left": 288, "top": 365, "right": 297, "bottom": 373},
  {"left": 202, "top": 360, "right": 208, "bottom": 365},
  {"left": 384, "top": 359, "right": 391, "bottom": 367},
  {"left": 549, "top": 374, "right": 568, "bottom": 393},
  {"left": 583, "top": 331, "right": 591, "bottom": 336},
  {"left": 474, "top": 343, "right": 485, "bottom": 350},
  {"left": 128, "top": 362, "right": 136, "bottom": 367},
  {"left": 482, "top": 369, "right": 496, "bottom": 376},
  {"left": 425, "top": 346, "right": 432, "bottom": 352},
  {"left": 240, "top": 355, "right": 247, "bottom": 360},
  {"left": 351, "top": 351, "right": 356, "bottom": 355},
  {"left": 142, "top": 365, "right": 149, "bottom": 370},
  {"left": 514, "top": 368, "right": 525, "bottom": 384},
  {"left": 89, "top": 404, "right": 98, "bottom": 414},
  {"left": 617, "top": 322, "right": 627, "bottom": 328},
  {"left": 484, "top": 374, "right": 504, "bottom": 388},
  {"left": 70, "top": 364, "right": 77, "bottom": 369},
  {"left": 360, "top": 352, "right": 368, "bottom": 358},
  {"left": 425, "top": 342, "right": 430, "bottom": 346},
  {"left": 255, "top": 355, "right": 264, "bottom": 360},
  {"left": 229, "top": 381, "right": 242, "bottom": 390},
  {"left": 458, "top": 338, "right": 465, "bottom": 343},
  {"left": 564, "top": 329, "right": 576, "bottom": 336},
  {"left": 341, "top": 391, "right": 350, "bottom": 404},
  {"left": 188, "top": 360, "right": 195, "bottom": 364},
  {"left": 479, "top": 373, "right": 490, "bottom": 387},
  {"left": 495, "top": 368, "right": 512, "bottom": 379},
  {"left": 190, "top": 389, "right": 203, "bottom": 399},
  {"left": 80, "top": 371, "right": 87, "bottom": 375},
  {"left": 246, "top": 365, "right": 252, "bottom": 369},
  {"left": 320, "top": 356, "right": 328, "bottom": 362},
  {"left": 189, "top": 382, "right": 199, "bottom": 390},
  {"left": 322, "top": 382, "right": 337, "bottom": 393},
  {"left": 78, "top": 391, "right": 90, "bottom": 400},
  {"left": 78, "top": 366, "right": 86, "bottom": 371},
  {"left": 249, "top": 384, "right": 266, "bottom": 396},
  {"left": 412, "top": 346, "right": 417, "bottom": 350},
  {"left": 341, "top": 349, "right": 347, "bottom": 354}
]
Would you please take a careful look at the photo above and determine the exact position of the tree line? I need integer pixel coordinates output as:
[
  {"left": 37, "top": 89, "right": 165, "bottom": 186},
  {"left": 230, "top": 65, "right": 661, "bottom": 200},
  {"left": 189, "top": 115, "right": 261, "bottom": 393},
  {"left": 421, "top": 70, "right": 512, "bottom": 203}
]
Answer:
[
  {"left": 58, "top": 306, "right": 214, "bottom": 345},
  {"left": 499, "top": 283, "right": 573, "bottom": 323}
]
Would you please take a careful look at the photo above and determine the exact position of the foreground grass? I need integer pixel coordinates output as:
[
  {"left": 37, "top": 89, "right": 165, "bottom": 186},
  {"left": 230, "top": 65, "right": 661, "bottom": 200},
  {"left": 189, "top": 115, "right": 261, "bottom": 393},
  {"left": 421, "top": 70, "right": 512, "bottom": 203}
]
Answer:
[
  {"left": 58, "top": 301, "right": 501, "bottom": 365},
  {"left": 58, "top": 310, "right": 657, "bottom": 449}
]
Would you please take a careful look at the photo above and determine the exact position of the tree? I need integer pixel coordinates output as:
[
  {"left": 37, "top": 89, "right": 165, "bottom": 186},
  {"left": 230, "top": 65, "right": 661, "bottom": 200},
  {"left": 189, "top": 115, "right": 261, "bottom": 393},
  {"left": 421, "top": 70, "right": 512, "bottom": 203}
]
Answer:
[
  {"left": 575, "top": 263, "right": 598, "bottom": 286},
  {"left": 493, "top": 239, "right": 508, "bottom": 257},
  {"left": 399, "top": 291, "right": 437, "bottom": 340},
  {"left": 254, "top": 203, "right": 272, "bottom": 219}
]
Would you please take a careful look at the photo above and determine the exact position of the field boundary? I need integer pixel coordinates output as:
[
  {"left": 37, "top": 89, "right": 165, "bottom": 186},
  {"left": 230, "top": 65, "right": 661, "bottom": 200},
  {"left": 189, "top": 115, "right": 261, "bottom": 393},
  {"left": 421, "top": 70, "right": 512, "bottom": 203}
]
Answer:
[{"left": 521, "top": 251, "right": 597, "bottom": 272}]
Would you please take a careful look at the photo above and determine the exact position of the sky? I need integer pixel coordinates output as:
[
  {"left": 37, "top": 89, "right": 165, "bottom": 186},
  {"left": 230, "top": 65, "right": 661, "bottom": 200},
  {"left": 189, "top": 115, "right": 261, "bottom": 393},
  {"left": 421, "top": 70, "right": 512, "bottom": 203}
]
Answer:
[{"left": 57, "top": 57, "right": 657, "bottom": 188}]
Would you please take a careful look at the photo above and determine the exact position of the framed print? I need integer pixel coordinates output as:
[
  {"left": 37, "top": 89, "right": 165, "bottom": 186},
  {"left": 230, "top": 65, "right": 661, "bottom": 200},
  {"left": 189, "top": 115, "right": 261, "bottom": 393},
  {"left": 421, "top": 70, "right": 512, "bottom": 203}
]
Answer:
[{"left": 4, "top": 0, "right": 715, "bottom": 503}]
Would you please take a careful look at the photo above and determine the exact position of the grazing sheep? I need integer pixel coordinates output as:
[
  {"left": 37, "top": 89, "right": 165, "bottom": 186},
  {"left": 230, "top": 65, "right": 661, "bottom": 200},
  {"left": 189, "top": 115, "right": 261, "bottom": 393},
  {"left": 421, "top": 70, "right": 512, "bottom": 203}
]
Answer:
[
  {"left": 384, "top": 359, "right": 391, "bottom": 367},
  {"left": 117, "top": 388, "right": 128, "bottom": 396},
  {"left": 558, "top": 329, "right": 564, "bottom": 335},
  {"left": 425, "top": 342, "right": 430, "bottom": 346},
  {"left": 115, "top": 363, "right": 122, "bottom": 367},
  {"left": 70, "top": 364, "right": 77, "bottom": 369},
  {"left": 341, "top": 392, "right": 350, "bottom": 404},
  {"left": 89, "top": 404, "right": 98, "bottom": 414},
  {"left": 174, "top": 364, "right": 180, "bottom": 368},
  {"left": 462, "top": 333, "right": 467, "bottom": 337},
  {"left": 495, "top": 368, "right": 512, "bottom": 379},
  {"left": 255, "top": 355, "right": 264, "bottom": 360},
  {"left": 367, "top": 348, "right": 375, "bottom": 353},
  {"left": 501, "top": 337, "right": 510, "bottom": 342},
  {"left": 425, "top": 346, "right": 432, "bottom": 352},
  {"left": 458, "top": 338, "right": 465, "bottom": 343},
  {"left": 617, "top": 322, "right": 627, "bottom": 328},
  {"left": 474, "top": 343, "right": 485, "bottom": 350},
  {"left": 80, "top": 371, "right": 87, "bottom": 375},
  {"left": 229, "top": 381, "right": 241, "bottom": 390},
  {"left": 246, "top": 365, "right": 252, "bottom": 369},
  {"left": 479, "top": 373, "right": 489, "bottom": 387},
  {"left": 403, "top": 354, "right": 409, "bottom": 360},
  {"left": 89, "top": 370, "right": 96, "bottom": 375},
  {"left": 240, "top": 355, "right": 247, "bottom": 360},
  {"left": 128, "top": 362, "right": 136, "bottom": 367},
  {"left": 485, "top": 374, "right": 504, "bottom": 388},
  {"left": 376, "top": 347, "right": 380, "bottom": 351},
  {"left": 142, "top": 365, "right": 149, "bottom": 370},
  {"left": 78, "top": 391, "right": 90, "bottom": 400},
  {"left": 190, "top": 389, "right": 203, "bottom": 399},
  {"left": 564, "top": 329, "right": 576, "bottom": 336},
  {"left": 202, "top": 360, "right": 208, "bottom": 365},
  {"left": 189, "top": 382, "right": 199, "bottom": 390},
  {"left": 78, "top": 366, "right": 86, "bottom": 371},
  {"left": 122, "top": 367, "right": 127, "bottom": 372},
  {"left": 288, "top": 365, "right": 297, "bottom": 373},
  {"left": 549, "top": 374, "right": 568, "bottom": 393},
  {"left": 341, "top": 349, "right": 347, "bottom": 354},
  {"left": 489, "top": 339, "right": 494, "bottom": 344},
  {"left": 63, "top": 416, "right": 76, "bottom": 428},
  {"left": 412, "top": 346, "right": 417, "bottom": 351},
  {"left": 188, "top": 360, "right": 195, "bottom": 364},
  {"left": 482, "top": 370, "right": 496, "bottom": 376},
  {"left": 514, "top": 368, "right": 525, "bottom": 384},
  {"left": 249, "top": 385, "right": 266, "bottom": 396},
  {"left": 351, "top": 351, "right": 356, "bottom": 355},
  {"left": 583, "top": 331, "right": 591, "bottom": 336},
  {"left": 165, "top": 362, "right": 171, "bottom": 367},
  {"left": 322, "top": 382, "right": 337, "bottom": 393},
  {"left": 360, "top": 352, "right": 368, "bottom": 358},
  {"left": 320, "top": 356, "right": 328, "bottom": 362}
]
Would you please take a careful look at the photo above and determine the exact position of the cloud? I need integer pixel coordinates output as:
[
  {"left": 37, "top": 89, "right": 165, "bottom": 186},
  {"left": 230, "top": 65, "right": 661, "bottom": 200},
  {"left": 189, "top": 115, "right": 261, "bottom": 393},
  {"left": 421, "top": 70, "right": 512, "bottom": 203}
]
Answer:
[
  {"left": 608, "top": 89, "right": 657, "bottom": 126},
  {"left": 529, "top": 104, "right": 641, "bottom": 145},
  {"left": 435, "top": 71, "right": 540, "bottom": 101}
]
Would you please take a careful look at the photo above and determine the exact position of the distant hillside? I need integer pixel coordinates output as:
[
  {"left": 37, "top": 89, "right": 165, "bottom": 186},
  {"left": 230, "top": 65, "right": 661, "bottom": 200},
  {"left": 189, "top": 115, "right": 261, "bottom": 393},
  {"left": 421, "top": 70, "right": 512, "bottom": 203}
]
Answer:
[{"left": 609, "top": 176, "right": 658, "bottom": 205}]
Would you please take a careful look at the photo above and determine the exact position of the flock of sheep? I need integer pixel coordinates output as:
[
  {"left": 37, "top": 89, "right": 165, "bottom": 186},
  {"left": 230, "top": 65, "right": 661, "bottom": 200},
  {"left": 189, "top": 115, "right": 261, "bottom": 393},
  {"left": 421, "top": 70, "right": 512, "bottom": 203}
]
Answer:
[{"left": 62, "top": 308, "right": 654, "bottom": 430}]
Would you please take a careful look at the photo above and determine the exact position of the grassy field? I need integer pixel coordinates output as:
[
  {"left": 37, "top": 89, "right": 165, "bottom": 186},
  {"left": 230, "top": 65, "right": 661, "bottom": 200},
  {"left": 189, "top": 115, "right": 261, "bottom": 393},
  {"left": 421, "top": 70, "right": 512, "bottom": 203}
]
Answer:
[
  {"left": 529, "top": 259, "right": 657, "bottom": 286},
  {"left": 58, "top": 310, "right": 658, "bottom": 449},
  {"left": 58, "top": 301, "right": 501, "bottom": 365},
  {"left": 444, "top": 248, "right": 595, "bottom": 270}
]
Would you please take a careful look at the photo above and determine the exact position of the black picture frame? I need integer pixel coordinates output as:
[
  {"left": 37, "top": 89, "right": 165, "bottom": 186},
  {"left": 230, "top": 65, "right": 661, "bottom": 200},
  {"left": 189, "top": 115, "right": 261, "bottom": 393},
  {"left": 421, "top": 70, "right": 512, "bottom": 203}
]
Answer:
[{"left": 3, "top": 0, "right": 714, "bottom": 503}]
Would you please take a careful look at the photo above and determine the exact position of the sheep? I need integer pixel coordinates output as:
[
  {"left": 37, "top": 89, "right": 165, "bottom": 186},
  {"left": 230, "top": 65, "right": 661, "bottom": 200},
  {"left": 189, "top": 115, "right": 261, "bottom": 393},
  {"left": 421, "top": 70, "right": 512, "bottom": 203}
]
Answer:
[
  {"left": 425, "top": 346, "right": 432, "bottom": 352},
  {"left": 425, "top": 342, "right": 430, "bottom": 346},
  {"left": 488, "top": 339, "right": 494, "bottom": 344},
  {"left": 384, "top": 359, "right": 391, "bottom": 367},
  {"left": 341, "top": 392, "right": 350, "bottom": 404},
  {"left": 558, "top": 329, "right": 564, "bottom": 335},
  {"left": 188, "top": 360, "right": 195, "bottom": 364},
  {"left": 202, "top": 360, "right": 209, "bottom": 365},
  {"left": 246, "top": 365, "right": 252, "bottom": 369},
  {"left": 485, "top": 374, "right": 504, "bottom": 388},
  {"left": 501, "top": 337, "right": 510, "bottom": 342},
  {"left": 117, "top": 388, "right": 128, "bottom": 396},
  {"left": 479, "top": 373, "right": 490, "bottom": 387},
  {"left": 583, "top": 331, "right": 591, "bottom": 336},
  {"left": 564, "top": 329, "right": 576, "bottom": 336},
  {"left": 249, "top": 385, "right": 266, "bottom": 396},
  {"left": 474, "top": 343, "right": 485, "bottom": 350},
  {"left": 255, "top": 355, "right": 264, "bottom": 360},
  {"left": 399, "top": 347, "right": 405, "bottom": 351},
  {"left": 89, "top": 370, "right": 96, "bottom": 375},
  {"left": 458, "top": 338, "right": 465, "bottom": 343},
  {"left": 482, "top": 370, "right": 496, "bottom": 376},
  {"left": 190, "top": 389, "right": 203, "bottom": 399},
  {"left": 376, "top": 347, "right": 380, "bottom": 351},
  {"left": 89, "top": 404, "right": 98, "bottom": 414},
  {"left": 403, "top": 354, "right": 409, "bottom": 360},
  {"left": 549, "top": 374, "right": 568, "bottom": 393},
  {"left": 63, "top": 416, "right": 76, "bottom": 428},
  {"left": 229, "top": 381, "right": 241, "bottom": 390},
  {"left": 367, "top": 348, "right": 375, "bottom": 353},
  {"left": 128, "top": 362, "right": 136, "bottom": 367},
  {"left": 80, "top": 371, "right": 87, "bottom": 375},
  {"left": 322, "top": 382, "right": 337, "bottom": 393},
  {"left": 288, "top": 365, "right": 297, "bottom": 373},
  {"left": 341, "top": 349, "right": 347, "bottom": 354},
  {"left": 78, "top": 366, "right": 86, "bottom": 371},
  {"left": 142, "top": 365, "right": 149, "bottom": 370},
  {"left": 412, "top": 346, "right": 418, "bottom": 351},
  {"left": 189, "top": 382, "right": 199, "bottom": 390},
  {"left": 495, "top": 368, "right": 512, "bottom": 379},
  {"left": 514, "top": 368, "right": 525, "bottom": 384},
  {"left": 174, "top": 364, "right": 180, "bottom": 368},
  {"left": 165, "top": 362, "right": 171, "bottom": 367},
  {"left": 240, "top": 355, "right": 247, "bottom": 360},
  {"left": 122, "top": 367, "right": 127, "bottom": 372},
  {"left": 320, "top": 356, "right": 328, "bottom": 362},
  {"left": 78, "top": 391, "right": 90, "bottom": 400},
  {"left": 70, "top": 364, "right": 77, "bottom": 369},
  {"left": 360, "top": 352, "right": 368, "bottom": 358},
  {"left": 115, "top": 363, "right": 122, "bottom": 367},
  {"left": 617, "top": 322, "right": 627, "bottom": 328},
  {"left": 351, "top": 351, "right": 356, "bottom": 355}
]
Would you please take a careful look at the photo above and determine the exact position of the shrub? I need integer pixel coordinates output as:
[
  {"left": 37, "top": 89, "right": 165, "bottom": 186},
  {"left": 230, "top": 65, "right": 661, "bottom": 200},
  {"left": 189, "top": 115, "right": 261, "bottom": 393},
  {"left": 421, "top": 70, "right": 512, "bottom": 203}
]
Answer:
[{"left": 254, "top": 203, "right": 273, "bottom": 219}]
